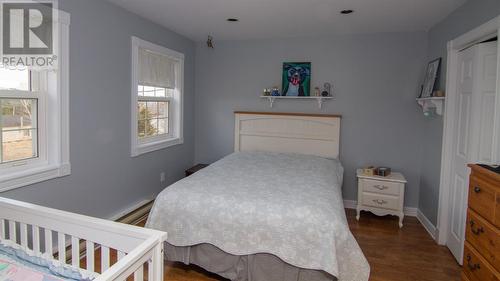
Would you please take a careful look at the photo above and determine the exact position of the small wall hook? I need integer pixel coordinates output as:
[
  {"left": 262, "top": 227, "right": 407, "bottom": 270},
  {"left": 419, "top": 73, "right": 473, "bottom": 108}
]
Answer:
[{"left": 207, "top": 35, "right": 214, "bottom": 49}]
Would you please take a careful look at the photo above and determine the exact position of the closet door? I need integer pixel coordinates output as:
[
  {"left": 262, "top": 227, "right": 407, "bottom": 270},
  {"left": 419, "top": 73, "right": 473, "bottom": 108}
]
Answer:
[
  {"left": 494, "top": 41, "right": 500, "bottom": 164},
  {"left": 447, "top": 41, "right": 498, "bottom": 264},
  {"left": 469, "top": 41, "right": 498, "bottom": 164},
  {"left": 447, "top": 45, "right": 476, "bottom": 263}
]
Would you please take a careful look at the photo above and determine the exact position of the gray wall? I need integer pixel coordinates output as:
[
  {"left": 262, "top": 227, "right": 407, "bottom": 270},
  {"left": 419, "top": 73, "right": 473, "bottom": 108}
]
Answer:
[
  {"left": 4, "top": 0, "right": 496, "bottom": 224},
  {"left": 419, "top": 0, "right": 500, "bottom": 225},
  {"left": 2, "top": 0, "right": 196, "bottom": 219},
  {"left": 194, "top": 32, "right": 428, "bottom": 207}
]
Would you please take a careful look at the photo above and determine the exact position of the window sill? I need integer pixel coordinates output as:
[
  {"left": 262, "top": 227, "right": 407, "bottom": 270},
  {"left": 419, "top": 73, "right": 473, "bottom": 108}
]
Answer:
[
  {"left": 0, "top": 163, "right": 71, "bottom": 193},
  {"left": 131, "top": 137, "right": 183, "bottom": 157}
]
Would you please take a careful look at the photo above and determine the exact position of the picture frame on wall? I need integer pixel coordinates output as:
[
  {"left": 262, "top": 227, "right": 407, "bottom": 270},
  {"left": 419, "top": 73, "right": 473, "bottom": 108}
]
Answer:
[
  {"left": 419, "top": 58, "right": 441, "bottom": 98},
  {"left": 282, "top": 62, "right": 311, "bottom": 96}
]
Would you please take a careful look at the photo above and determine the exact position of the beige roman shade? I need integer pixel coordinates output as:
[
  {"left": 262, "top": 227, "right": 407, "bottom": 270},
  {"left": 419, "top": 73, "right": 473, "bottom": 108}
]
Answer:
[{"left": 138, "top": 48, "right": 176, "bottom": 89}]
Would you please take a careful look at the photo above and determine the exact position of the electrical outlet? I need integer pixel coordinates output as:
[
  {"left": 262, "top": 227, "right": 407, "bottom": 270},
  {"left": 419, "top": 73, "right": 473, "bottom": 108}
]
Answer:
[{"left": 160, "top": 172, "right": 166, "bottom": 183}]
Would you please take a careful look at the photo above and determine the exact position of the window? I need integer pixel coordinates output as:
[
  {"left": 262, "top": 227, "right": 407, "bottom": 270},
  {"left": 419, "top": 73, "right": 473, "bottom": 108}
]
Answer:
[
  {"left": 0, "top": 13, "right": 70, "bottom": 192},
  {"left": 131, "top": 37, "right": 184, "bottom": 157},
  {"left": 0, "top": 68, "right": 38, "bottom": 164},
  {"left": 1, "top": 97, "right": 39, "bottom": 164},
  {"left": 137, "top": 86, "right": 171, "bottom": 139}
]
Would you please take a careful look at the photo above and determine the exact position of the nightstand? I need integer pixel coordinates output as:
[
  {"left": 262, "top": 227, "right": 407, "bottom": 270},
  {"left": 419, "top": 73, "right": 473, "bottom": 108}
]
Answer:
[
  {"left": 185, "top": 164, "right": 209, "bottom": 177},
  {"left": 356, "top": 169, "right": 407, "bottom": 228}
]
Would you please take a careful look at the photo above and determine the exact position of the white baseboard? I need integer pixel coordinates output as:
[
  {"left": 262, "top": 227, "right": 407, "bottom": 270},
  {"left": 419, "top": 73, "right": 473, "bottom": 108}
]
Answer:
[
  {"left": 343, "top": 199, "right": 357, "bottom": 210},
  {"left": 343, "top": 199, "right": 417, "bottom": 217},
  {"left": 344, "top": 199, "right": 438, "bottom": 240},
  {"left": 404, "top": 207, "right": 418, "bottom": 217},
  {"left": 417, "top": 209, "right": 437, "bottom": 240},
  {"left": 108, "top": 197, "right": 154, "bottom": 221}
]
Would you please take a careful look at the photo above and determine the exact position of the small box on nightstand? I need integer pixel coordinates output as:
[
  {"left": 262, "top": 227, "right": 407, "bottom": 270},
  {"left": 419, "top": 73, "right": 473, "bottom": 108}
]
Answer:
[{"left": 356, "top": 169, "right": 407, "bottom": 228}]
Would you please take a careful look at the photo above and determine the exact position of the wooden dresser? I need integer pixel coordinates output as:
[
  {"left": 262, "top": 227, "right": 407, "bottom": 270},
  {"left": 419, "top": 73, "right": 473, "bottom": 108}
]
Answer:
[{"left": 462, "top": 164, "right": 500, "bottom": 281}]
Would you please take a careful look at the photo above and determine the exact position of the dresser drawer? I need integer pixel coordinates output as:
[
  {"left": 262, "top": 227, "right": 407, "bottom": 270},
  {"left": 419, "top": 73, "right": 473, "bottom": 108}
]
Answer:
[
  {"left": 496, "top": 196, "right": 500, "bottom": 228},
  {"left": 466, "top": 209, "right": 500, "bottom": 270},
  {"left": 468, "top": 175, "right": 498, "bottom": 226},
  {"left": 462, "top": 272, "right": 472, "bottom": 281},
  {"left": 463, "top": 242, "right": 500, "bottom": 281},
  {"left": 361, "top": 193, "right": 400, "bottom": 210},
  {"left": 361, "top": 179, "right": 400, "bottom": 196}
]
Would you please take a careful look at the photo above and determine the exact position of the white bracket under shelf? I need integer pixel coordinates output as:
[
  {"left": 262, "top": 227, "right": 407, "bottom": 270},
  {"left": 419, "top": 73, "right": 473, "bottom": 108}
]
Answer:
[
  {"left": 261, "top": 96, "right": 333, "bottom": 109},
  {"left": 416, "top": 97, "right": 445, "bottom": 116}
]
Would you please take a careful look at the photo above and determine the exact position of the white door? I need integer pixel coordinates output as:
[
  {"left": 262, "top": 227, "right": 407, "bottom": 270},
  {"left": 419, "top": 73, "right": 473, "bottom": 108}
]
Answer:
[
  {"left": 446, "top": 42, "right": 498, "bottom": 264},
  {"left": 470, "top": 42, "right": 498, "bottom": 164}
]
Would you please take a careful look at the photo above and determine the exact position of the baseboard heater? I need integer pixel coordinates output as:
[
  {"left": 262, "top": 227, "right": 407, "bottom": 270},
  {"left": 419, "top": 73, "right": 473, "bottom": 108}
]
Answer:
[{"left": 60, "top": 200, "right": 155, "bottom": 263}]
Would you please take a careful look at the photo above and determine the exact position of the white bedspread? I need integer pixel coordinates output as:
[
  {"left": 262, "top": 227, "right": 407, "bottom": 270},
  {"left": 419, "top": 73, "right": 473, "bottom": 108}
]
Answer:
[{"left": 146, "top": 152, "right": 370, "bottom": 281}]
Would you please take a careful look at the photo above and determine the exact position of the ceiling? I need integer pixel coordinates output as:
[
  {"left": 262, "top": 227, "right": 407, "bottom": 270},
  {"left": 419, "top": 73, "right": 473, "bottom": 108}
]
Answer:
[{"left": 107, "top": 0, "right": 467, "bottom": 42}]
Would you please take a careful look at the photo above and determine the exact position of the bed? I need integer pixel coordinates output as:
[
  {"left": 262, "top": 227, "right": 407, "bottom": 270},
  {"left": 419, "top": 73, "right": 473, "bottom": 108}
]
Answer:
[
  {"left": 146, "top": 112, "right": 370, "bottom": 281},
  {"left": 0, "top": 197, "right": 167, "bottom": 281}
]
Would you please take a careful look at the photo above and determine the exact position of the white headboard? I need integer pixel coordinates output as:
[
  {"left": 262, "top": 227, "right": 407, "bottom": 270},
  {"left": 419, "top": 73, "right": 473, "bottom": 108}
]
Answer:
[{"left": 234, "top": 112, "right": 341, "bottom": 159}]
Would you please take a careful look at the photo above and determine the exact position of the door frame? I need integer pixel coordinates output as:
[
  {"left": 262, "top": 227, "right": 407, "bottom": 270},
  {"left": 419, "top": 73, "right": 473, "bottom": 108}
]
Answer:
[{"left": 437, "top": 16, "right": 500, "bottom": 246}]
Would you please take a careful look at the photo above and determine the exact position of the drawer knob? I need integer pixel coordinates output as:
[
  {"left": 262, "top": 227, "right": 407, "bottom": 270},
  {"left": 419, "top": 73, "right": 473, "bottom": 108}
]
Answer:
[
  {"left": 474, "top": 186, "right": 481, "bottom": 193},
  {"left": 466, "top": 255, "right": 481, "bottom": 271},
  {"left": 372, "top": 199, "right": 387, "bottom": 205},
  {"left": 374, "top": 185, "right": 388, "bottom": 190},
  {"left": 469, "top": 220, "right": 484, "bottom": 235}
]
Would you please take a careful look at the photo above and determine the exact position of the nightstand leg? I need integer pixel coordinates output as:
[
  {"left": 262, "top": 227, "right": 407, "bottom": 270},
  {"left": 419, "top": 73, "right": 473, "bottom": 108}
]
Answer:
[
  {"left": 398, "top": 215, "right": 404, "bottom": 228},
  {"left": 356, "top": 209, "right": 360, "bottom": 221}
]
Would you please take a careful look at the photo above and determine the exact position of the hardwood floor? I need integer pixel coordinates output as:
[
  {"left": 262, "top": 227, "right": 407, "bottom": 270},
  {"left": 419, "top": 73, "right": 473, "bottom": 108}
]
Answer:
[
  {"left": 135, "top": 209, "right": 461, "bottom": 281},
  {"left": 347, "top": 209, "right": 460, "bottom": 281}
]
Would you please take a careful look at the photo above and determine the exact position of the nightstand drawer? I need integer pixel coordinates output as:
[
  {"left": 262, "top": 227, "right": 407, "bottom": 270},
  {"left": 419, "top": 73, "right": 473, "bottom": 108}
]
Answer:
[
  {"left": 361, "top": 193, "right": 400, "bottom": 210},
  {"left": 361, "top": 179, "right": 400, "bottom": 196}
]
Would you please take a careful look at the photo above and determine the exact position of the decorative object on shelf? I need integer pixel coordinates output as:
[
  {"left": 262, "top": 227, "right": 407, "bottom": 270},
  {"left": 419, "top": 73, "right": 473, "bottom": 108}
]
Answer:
[
  {"left": 271, "top": 87, "right": 280, "bottom": 96},
  {"left": 314, "top": 87, "right": 320, "bottom": 97},
  {"left": 433, "top": 90, "right": 445, "bottom": 97},
  {"left": 282, "top": 62, "right": 311, "bottom": 96},
  {"left": 419, "top": 58, "right": 441, "bottom": 98},
  {"left": 321, "top": 82, "right": 331, "bottom": 97},
  {"left": 416, "top": 96, "right": 445, "bottom": 117},
  {"left": 259, "top": 62, "right": 333, "bottom": 108}
]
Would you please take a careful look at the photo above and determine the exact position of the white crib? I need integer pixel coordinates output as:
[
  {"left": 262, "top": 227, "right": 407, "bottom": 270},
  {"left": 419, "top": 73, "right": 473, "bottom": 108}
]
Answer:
[{"left": 0, "top": 197, "right": 167, "bottom": 281}]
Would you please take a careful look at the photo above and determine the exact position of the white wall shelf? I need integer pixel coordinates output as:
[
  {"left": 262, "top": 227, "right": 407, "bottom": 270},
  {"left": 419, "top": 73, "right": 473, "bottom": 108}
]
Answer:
[
  {"left": 416, "top": 97, "right": 445, "bottom": 116},
  {"left": 260, "top": 96, "right": 333, "bottom": 109}
]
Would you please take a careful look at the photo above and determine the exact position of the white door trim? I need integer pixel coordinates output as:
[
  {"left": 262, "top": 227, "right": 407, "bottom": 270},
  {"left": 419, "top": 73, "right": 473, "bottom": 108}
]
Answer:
[{"left": 436, "top": 15, "right": 500, "bottom": 245}]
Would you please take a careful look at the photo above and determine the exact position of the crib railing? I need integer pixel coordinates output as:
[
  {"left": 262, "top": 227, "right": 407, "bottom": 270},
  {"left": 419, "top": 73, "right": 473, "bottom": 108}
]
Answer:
[{"left": 0, "top": 197, "right": 167, "bottom": 281}]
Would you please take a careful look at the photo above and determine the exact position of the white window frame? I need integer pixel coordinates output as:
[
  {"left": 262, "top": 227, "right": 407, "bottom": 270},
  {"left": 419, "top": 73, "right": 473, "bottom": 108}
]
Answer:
[
  {"left": 131, "top": 37, "right": 184, "bottom": 157},
  {"left": 0, "top": 11, "right": 71, "bottom": 192},
  {"left": 0, "top": 87, "right": 46, "bottom": 166},
  {"left": 137, "top": 87, "right": 172, "bottom": 140}
]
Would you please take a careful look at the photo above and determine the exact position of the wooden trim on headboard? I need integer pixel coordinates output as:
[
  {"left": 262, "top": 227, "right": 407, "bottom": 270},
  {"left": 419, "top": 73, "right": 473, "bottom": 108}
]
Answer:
[{"left": 234, "top": 111, "right": 342, "bottom": 118}]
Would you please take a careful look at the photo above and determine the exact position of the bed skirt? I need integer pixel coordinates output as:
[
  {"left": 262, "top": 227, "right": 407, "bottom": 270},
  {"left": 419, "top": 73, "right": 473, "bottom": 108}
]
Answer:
[{"left": 165, "top": 242, "right": 336, "bottom": 281}]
